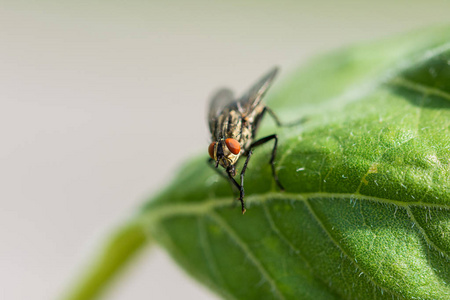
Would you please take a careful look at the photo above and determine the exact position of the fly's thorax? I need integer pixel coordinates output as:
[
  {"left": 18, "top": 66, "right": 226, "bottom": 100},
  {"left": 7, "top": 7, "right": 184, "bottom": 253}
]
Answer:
[
  {"left": 212, "top": 110, "right": 243, "bottom": 142},
  {"left": 239, "top": 125, "right": 253, "bottom": 150}
]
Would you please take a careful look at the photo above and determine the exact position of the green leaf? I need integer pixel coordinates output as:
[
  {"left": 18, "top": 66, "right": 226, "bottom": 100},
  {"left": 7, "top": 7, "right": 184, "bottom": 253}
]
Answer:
[
  {"left": 142, "top": 27, "right": 450, "bottom": 300},
  {"left": 63, "top": 27, "right": 450, "bottom": 300}
]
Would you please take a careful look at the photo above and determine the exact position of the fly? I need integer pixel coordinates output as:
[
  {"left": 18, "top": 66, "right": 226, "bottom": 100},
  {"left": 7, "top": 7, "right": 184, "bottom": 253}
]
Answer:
[{"left": 207, "top": 67, "right": 298, "bottom": 214}]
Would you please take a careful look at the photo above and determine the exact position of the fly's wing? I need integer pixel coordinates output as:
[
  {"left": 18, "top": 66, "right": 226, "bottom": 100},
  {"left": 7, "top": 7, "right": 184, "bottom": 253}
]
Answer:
[
  {"left": 208, "top": 88, "right": 235, "bottom": 132},
  {"left": 238, "top": 66, "right": 279, "bottom": 116}
]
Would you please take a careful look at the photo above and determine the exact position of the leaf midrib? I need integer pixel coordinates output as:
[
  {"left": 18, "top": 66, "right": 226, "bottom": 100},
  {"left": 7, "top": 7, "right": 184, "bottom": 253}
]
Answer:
[{"left": 142, "top": 192, "right": 450, "bottom": 223}]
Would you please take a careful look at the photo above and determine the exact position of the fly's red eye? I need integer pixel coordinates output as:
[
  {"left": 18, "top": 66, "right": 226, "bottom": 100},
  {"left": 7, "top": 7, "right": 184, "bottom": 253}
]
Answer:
[
  {"left": 208, "top": 142, "right": 216, "bottom": 159},
  {"left": 225, "top": 138, "right": 241, "bottom": 155}
]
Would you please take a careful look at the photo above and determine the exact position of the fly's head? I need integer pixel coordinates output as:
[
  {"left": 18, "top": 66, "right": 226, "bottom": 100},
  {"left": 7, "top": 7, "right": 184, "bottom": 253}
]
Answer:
[{"left": 208, "top": 138, "right": 241, "bottom": 176}]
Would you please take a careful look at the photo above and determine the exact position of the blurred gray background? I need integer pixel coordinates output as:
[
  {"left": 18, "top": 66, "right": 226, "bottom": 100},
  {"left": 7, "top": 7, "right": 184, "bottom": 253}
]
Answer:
[{"left": 1, "top": 1, "right": 449, "bottom": 299}]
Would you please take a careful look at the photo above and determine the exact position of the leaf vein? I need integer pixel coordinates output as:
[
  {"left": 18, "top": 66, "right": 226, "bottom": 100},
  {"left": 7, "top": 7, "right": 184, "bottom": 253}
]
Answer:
[
  {"left": 144, "top": 192, "right": 450, "bottom": 222},
  {"left": 303, "top": 198, "right": 402, "bottom": 299},
  {"left": 208, "top": 212, "right": 286, "bottom": 300},
  {"left": 405, "top": 206, "right": 450, "bottom": 260},
  {"left": 261, "top": 202, "right": 313, "bottom": 270},
  {"left": 197, "top": 217, "right": 237, "bottom": 300},
  {"left": 389, "top": 76, "right": 450, "bottom": 102}
]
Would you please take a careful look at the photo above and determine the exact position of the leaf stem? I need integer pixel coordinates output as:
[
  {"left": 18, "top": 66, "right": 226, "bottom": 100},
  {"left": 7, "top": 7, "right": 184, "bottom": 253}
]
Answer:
[{"left": 61, "top": 220, "right": 149, "bottom": 300}]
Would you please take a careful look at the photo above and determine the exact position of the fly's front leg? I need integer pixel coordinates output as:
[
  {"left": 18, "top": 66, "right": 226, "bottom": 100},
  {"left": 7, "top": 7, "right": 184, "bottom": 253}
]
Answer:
[
  {"left": 207, "top": 158, "right": 229, "bottom": 181},
  {"left": 208, "top": 158, "right": 239, "bottom": 197},
  {"left": 250, "top": 134, "right": 285, "bottom": 191},
  {"left": 234, "top": 149, "right": 253, "bottom": 214},
  {"left": 226, "top": 170, "right": 246, "bottom": 214}
]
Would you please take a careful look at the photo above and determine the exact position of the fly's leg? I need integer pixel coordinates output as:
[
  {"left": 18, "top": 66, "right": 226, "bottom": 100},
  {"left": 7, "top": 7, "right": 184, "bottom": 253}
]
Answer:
[
  {"left": 265, "top": 107, "right": 307, "bottom": 127},
  {"left": 235, "top": 149, "right": 252, "bottom": 214},
  {"left": 226, "top": 170, "right": 246, "bottom": 214},
  {"left": 207, "top": 158, "right": 239, "bottom": 196},
  {"left": 208, "top": 158, "right": 248, "bottom": 214},
  {"left": 249, "top": 134, "right": 285, "bottom": 191},
  {"left": 207, "top": 158, "right": 229, "bottom": 181}
]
